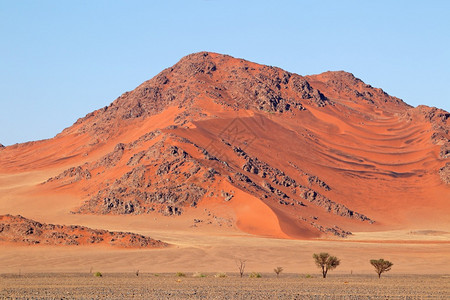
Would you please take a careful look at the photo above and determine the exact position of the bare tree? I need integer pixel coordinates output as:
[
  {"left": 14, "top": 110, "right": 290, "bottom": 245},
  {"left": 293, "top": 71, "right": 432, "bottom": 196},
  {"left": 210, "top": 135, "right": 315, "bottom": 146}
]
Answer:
[
  {"left": 313, "top": 252, "right": 340, "bottom": 278},
  {"left": 236, "top": 259, "right": 246, "bottom": 278},
  {"left": 370, "top": 259, "right": 393, "bottom": 278},
  {"left": 273, "top": 266, "right": 283, "bottom": 278}
]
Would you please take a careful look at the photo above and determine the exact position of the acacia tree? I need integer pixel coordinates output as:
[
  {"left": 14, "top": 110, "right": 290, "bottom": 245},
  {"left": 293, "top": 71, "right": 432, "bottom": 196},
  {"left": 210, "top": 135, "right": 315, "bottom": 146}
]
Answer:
[
  {"left": 370, "top": 259, "right": 393, "bottom": 278},
  {"left": 313, "top": 252, "right": 340, "bottom": 278}
]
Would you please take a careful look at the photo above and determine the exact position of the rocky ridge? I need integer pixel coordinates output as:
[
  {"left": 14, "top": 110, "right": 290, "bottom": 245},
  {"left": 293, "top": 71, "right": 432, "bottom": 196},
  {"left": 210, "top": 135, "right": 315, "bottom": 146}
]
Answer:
[
  {"left": 66, "top": 52, "right": 408, "bottom": 141},
  {"left": 0, "top": 214, "right": 168, "bottom": 248}
]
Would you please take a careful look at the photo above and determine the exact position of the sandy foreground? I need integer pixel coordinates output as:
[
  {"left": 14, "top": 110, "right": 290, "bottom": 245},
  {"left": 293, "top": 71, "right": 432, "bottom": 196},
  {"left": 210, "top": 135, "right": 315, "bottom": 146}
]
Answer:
[{"left": 1, "top": 273, "right": 449, "bottom": 299}]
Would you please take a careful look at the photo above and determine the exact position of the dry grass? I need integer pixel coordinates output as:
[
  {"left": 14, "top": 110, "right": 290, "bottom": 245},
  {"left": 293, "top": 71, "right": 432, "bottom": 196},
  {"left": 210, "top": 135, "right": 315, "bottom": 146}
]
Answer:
[{"left": 0, "top": 273, "right": 449, "bottom": 299}]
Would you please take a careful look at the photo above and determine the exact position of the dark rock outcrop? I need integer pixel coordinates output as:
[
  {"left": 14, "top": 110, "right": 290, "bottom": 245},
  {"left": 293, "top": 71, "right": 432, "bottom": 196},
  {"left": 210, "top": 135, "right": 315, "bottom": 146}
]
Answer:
[
  {"left": 439, "top": 163, "right": 450, "bottom": 184},
  {"left": 46, "top": 166, "right": 91, "bottom": 184},
  {"left": 0, "top": 214, "right": 168, "bottom": 248}
]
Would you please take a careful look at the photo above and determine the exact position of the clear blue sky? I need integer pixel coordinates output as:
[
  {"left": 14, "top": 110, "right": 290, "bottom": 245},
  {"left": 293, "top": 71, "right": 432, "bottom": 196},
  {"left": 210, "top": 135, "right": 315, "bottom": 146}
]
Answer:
[{"left": 1, "top": 0, "right": 449, "bottom": 146}]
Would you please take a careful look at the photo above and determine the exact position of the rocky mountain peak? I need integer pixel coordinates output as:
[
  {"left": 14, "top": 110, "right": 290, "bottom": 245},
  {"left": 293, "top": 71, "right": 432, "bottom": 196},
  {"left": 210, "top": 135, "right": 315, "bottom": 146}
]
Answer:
[{"left": 68, "top": 52, "right": 330, "bottom": 138}]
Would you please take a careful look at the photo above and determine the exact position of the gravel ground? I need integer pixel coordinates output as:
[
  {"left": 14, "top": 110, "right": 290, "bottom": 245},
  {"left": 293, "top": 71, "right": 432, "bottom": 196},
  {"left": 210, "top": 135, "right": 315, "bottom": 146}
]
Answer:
[{"left": 0, "top": 273, "right": 449, "bottom": 299}]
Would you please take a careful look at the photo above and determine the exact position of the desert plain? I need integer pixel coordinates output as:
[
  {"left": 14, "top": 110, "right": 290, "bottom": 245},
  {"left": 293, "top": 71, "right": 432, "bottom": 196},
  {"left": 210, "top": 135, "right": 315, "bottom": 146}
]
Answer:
[{"left": 1, "top": 273, "right": 450, "bottom": 299}]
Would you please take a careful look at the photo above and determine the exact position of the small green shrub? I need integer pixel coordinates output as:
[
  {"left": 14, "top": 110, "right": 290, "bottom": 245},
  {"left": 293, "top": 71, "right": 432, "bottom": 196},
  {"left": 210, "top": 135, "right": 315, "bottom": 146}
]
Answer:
[
  {"left": 175, "top": 272, "right": 186, "bottom": 277},
  {"left": 214, "top": 272, "right": 227, "bottom": 278},
  {"left": 153, "top": 274, "right": 160, "bottom": 277},
  {"left": 249, "top": 272, "right": 262, "bottom": 278},
  {"left": 94, "top": 272, "right": 102, "bottom": 277},
  {"left": 305, "top": 274, "right": 313, "bottom": 278},
  {"left": 193, "top": 272, "right": 206, "bottom": 278},
  {"left": 274, "top": 266, "right": 283, "bottom": 278}
]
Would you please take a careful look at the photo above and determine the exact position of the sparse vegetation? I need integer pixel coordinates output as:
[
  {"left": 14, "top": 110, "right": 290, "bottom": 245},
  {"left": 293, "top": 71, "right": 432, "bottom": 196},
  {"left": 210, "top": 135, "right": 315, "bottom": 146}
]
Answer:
[
  {"left": 249, "top": 272, "right": 262, "bottom": 278},
  {"left": 273, "top": 266, "right": 283, "bottom": 278},
  {"left": 370, "top": 259, "right": 393, "bottom": 278},
  {"left": 214, "top": 272, "right": 227, "bottom": 278},
  {"left": 94, "top": 272, "right": 102, "bottom": 277},
  {"left": 313, "top": 252, "right": 340, "bottom": 278},
  {"left": 305, "top": 274, "right": 313, "bottom": 278},
  {"left": 176, "top": 272, "right": 186, "bottom": 277},
  {"left": 193, "top": 272, "right": 206, "bottom": 278},
  {"left": 236, "top": 259, "right": 246, "bottom": 278}
]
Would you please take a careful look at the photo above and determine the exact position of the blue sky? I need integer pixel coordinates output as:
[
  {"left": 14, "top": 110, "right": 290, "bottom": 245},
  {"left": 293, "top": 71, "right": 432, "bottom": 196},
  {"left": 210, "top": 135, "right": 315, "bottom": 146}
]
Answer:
[{"left": 1, "top": 0, "right": 449, "bottom": 145}]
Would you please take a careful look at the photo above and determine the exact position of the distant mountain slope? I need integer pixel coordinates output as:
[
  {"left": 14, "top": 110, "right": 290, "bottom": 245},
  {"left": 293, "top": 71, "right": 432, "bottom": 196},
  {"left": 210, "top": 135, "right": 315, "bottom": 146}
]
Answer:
[{"left": 0, "top": 52, "right": 448, "bottom": 240}]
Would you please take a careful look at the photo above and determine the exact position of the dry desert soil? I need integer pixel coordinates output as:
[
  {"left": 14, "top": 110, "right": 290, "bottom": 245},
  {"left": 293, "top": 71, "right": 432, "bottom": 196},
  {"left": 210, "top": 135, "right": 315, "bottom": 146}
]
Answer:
[{"left": 1, "top": 273, "right": 449, "bottom": 299}]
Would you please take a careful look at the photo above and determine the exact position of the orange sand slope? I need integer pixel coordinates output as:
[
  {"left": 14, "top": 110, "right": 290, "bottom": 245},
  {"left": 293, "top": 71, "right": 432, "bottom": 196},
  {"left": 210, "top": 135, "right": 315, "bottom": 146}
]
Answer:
[{"left": 0, "top": 52, "right": 448, "bottom": 248}]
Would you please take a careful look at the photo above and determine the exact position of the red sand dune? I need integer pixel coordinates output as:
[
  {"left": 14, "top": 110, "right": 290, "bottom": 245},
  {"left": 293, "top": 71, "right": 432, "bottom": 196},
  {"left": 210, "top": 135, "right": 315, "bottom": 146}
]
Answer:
[{"left": 0, "top": 52, "right": 448, "bottom": 244}]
